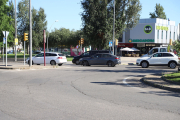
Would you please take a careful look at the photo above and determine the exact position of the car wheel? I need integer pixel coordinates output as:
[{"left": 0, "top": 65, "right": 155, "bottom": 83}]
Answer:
[
  {"left": 141, "top": 61, "right": 148, "bottom": 68},
  {"left": 75, "top": 60, "right": 79, "bottom": 65},
  {"left": 169, "top": 62, "right": 176, "bottom": 69},
  {"left": 58, "top": 64, "right": 63, "bottom": 66},
  {"left": 107, "top": 61, "right": 115, "bottom": 67},
  {"left": 50, "top": 60, "right": 56, "bottom": 65},
  {"left": 83, "top": 61, "right": 89, "bottom": 66}
]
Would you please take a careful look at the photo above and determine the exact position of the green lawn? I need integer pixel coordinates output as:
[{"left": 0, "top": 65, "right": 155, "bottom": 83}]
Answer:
[
  {"left": 0, "top": 54, "right": 73, "bottom": 61},
  {"left": 163, "top": 72, "right": 180, "bottom": 83}
]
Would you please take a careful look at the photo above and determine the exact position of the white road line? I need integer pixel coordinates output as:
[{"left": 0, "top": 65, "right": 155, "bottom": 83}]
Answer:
[{"left": 123, "top": 76, "right": 146, "bottom": 91}]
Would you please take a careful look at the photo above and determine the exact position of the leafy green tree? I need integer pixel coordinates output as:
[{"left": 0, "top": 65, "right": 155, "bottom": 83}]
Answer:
[
  {"left": 172, "top": 40, "right": 180, "bottom": 55},
  {"left": 81, "top": 0, "right": 142, "bottom": 50},
  {"left": 0, "top": 0, "right": 14, "bottom": 52},
  {"left": 8, "top": 0, "right": 15, "bottom": 49},
  {"left": 32, "top": 7, "right": 47, "bottom": 49},
  {"left": 149, "top": 3, "right": 166, "bottom": 19},
  {"left": 17, "top": 0, "right": 47, "bottom": 52}
]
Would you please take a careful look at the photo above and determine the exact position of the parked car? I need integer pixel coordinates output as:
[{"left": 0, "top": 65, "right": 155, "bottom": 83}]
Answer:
[
  {"left": 136, "top": 52, "right": 180, "bottom": 69},
  {"left": 72, "top": 50, "right": 110, "bottom": 65},
  {"left": 80, "top": 53, "right": 121, "bottom": 67},
  {"left": 141, "top": 47, "right": 167, "bottom": 57},
  {"left": 26, "top": 52, "right": 67, "bottom": 66},
  {"left": 7, "top": 50, "right": 13, "bottom": 54}
]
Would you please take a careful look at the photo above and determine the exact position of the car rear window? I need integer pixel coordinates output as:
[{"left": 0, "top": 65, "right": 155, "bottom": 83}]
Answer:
[
  {"left": 102, "top": 54, "right": 111, "bottom": 58},
  {"left": 162, "top": 53, "right": 173, "bottom": 57},
  {"left": 58, "top": 54, "right": 64, "bottom": 56},
  {"left": 50, "top": 54, "right": 57, "bottom": 56}
]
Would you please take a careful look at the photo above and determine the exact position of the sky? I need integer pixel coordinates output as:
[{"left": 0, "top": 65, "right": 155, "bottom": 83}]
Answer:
[{"left": 13, "top": 0, "right": 180, "bottom": 32}]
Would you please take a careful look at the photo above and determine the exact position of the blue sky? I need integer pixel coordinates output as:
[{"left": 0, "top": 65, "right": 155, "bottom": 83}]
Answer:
[{"left": 13, "top": 0, "right": 180, "bottom": 32}]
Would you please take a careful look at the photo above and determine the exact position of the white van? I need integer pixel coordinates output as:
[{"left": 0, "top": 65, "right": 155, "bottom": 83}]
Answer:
[{"left": 142, "top": 47, "right": 167, "bottom": 57}]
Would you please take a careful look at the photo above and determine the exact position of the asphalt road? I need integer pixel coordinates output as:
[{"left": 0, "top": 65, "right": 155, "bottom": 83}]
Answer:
[{"left": 0, "top": 63, "right": 180, "bottom": 120}]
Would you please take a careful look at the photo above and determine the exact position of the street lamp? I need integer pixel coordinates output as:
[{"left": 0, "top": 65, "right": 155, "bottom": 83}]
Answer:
[{"left": 47, "top": 20, "right": 58, "bottom": 52}]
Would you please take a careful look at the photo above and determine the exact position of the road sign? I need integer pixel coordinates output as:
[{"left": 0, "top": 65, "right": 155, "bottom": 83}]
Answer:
[
  {"left": 109, "top": 41, "right": 112, "bottom": 47},
  {"left": 15, "top": 38, "right": 18, "bottom": 45},
  {"left": 2, "top": 31, "right": 9, "bottom": 37},
  {"left": 76, "top": 45, "right": 79, "bottom": 49},
  {"left": 3, "top": 37, "right": 5, "bottom": 44}
]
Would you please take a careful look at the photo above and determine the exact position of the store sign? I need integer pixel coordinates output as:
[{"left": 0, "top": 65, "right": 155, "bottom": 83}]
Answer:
[
  {"left": 118, "top": 43, "right": 133, "bottom": 47},
  {"left": 137, "top": 43, "right": 145, "bottom": 47},
  {"left": 146, "top": 44, "right": 155, "bottom": 46},
  {"left": 156, "top": 26, "right": 168, "bottom": 31},
  {"left": 129, "top": 39, "right": 154, "bottom": 43},
  {"left": 144, "top": 25, "right": 152, "bottom": 34}
]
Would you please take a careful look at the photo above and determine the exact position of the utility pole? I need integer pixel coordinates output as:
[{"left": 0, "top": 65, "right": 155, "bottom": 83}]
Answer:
[
  {"left": 15, "top": 0, "right": 17, "bottom": 61},
  {"left": 112, "top": 0, "right": 115, "bottom": 55},
  {"left": 29, "top": 0, "right": 32, "bottom": 66}
]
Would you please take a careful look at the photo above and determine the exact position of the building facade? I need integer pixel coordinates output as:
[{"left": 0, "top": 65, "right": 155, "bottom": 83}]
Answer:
[{"left": 118, "top": 18, "right": 178, "bottom": 55}]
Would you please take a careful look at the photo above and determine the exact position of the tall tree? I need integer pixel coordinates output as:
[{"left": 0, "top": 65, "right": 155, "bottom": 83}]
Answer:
[
  {"left": 0, "top": 0, "right": 14, "bottom": 51},
  {"left": 32, "top": 7, "right": 47, "bottom": 49},
  {"left": 149, "top": 3, "right": 166, "bottom": 19},
  {"left": 81, "top": 0, "right": 142, "bottom": 49},
  {"left": 8, "top": 0, "right": 15, "bottom": 48},
  {"left": 17, "top": 0, "right": 47, "bottom": 51}
]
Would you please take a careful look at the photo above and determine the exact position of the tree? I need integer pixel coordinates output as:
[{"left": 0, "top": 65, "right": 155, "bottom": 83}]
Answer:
[
  {"left": 0, "top": 0, "right": 14, "bottom": 52},
  {"left": 172, "top": 40, "right": 180, "bottom": 55},
  {"left": 149, "top": 3, "right": 166, "bottom": 19},
  {"left": 8, "top": 0, "right": 15, "bottom": 49},
  {"left": 81, "top": 0, "right": 142, "bottom": 50},
  {"left": 17, "top": 0, "right": 47, "bottom": 52},
  {"left": 32, "top": 7, "right": 47, "bottom": 49}
]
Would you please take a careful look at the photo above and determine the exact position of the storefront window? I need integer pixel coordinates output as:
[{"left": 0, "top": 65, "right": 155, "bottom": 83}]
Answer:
[{"left": 162, "top": 31, "right": 163, "bottom": 39}]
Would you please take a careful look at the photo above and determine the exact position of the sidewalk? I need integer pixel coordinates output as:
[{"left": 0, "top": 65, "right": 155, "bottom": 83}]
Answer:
[{"left": 142, "top": 74, "right": 180, "bottom": 93}]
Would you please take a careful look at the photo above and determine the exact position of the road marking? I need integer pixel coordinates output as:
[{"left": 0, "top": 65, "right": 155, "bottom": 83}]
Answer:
[{"left": 123, "top": 76, "right": 146, "bottom": 91}]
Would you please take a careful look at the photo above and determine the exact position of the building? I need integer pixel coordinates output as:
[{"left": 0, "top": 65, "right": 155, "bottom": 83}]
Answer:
[{"left": 118, "top": 18, "right": 178, "bottom": 55}]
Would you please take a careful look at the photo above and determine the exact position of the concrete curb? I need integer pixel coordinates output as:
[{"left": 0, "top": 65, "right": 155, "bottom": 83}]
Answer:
[{"left": 142, "top": 75, "right": 180, "bottom": 93}]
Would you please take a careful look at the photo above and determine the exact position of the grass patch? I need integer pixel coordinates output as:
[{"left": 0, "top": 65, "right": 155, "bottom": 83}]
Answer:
[
  {"left": 163, "top": 72, "right": 180, "bottom": 83},
  {"left": 66, "top": 56, "right": 73, "bottom": 61}
]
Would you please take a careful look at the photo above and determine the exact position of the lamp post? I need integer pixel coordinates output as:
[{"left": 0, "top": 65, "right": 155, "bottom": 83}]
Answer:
[{"left": 47, "top": 20, "right": 58, "bottom": 52}]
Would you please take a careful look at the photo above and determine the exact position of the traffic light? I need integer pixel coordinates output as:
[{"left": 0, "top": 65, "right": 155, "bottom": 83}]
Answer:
[
  {"left": 78, "top": 40, "right": 81, "bottom": 45},
  {"left": 81, "top": 38, "right": 84, "bottom": 44},
  {"left": 24, "top": 33, "right": 28, "bottom": 41},
  {"left": 115, "top": 39, "right": 118, "bottom": 45}
]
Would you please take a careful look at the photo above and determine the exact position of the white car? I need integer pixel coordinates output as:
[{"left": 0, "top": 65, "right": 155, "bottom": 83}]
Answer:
[
  {"left": 26, "top": 52, "right": 67, "bottom": 66},
  {"left": 136, "top": 52, "right": 180, "bottom": 69}
]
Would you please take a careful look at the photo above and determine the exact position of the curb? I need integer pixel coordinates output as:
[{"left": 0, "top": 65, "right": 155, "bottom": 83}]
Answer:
[{"left": 142, "top": 77, "right": 180, "bottom": 93}]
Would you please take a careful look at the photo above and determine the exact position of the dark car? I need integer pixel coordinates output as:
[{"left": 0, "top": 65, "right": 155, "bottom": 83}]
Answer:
[
  {"left": 80, "top": 53, "right": 121, "bottom": 67},
  {"left": 72, "top": 50, "right": 110, "bottom": 65}
]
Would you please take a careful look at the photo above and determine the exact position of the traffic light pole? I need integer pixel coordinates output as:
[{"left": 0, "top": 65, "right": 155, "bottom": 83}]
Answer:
[
  {"left": 15, "top": 0, "right": 17, "bottom": 62},
  {"left": 29, "top": 0, "right": 32, "bottom": 67},
  {"left": 24, "top": 41, "right": 25, "bottom": 65}
]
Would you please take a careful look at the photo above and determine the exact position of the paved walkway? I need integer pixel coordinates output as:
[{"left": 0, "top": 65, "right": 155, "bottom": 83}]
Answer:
[{"left": 0, "top": 57, "right": 180, "bottom": 93}]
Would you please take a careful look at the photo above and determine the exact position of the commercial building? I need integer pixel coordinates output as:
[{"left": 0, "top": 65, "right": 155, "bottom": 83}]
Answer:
[{"left": 118, "top": 18, "right": 179, "bottom": 56}]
